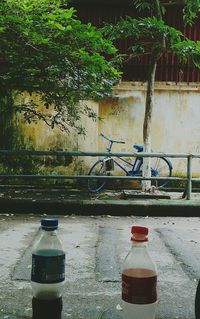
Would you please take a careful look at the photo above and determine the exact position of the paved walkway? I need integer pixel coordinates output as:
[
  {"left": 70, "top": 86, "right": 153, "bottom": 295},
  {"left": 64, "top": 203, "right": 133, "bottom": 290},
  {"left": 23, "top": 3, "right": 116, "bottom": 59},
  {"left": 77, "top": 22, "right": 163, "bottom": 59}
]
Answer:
[
  {"left": 0, "top": 214, "right": 200, "bottom": 319},
  {"left": 0, "top": 185, "right": 200, "bottom": 216}
]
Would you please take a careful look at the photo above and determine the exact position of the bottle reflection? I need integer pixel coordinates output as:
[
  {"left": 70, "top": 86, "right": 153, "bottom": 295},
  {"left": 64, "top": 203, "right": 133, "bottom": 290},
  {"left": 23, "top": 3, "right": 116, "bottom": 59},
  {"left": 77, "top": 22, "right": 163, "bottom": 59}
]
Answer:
[{"left": 32, "top": 297, "right": 63, "bottom": 319}]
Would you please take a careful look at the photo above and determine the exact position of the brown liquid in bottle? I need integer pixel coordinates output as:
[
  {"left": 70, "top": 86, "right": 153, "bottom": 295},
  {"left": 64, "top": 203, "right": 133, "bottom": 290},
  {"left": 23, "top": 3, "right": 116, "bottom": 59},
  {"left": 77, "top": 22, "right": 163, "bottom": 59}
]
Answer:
[
  {"left": 122, "top": 268, "right": 156, "bottom": 278},
  {"left": 122, "top": 268, "right": 157, "bottom": 304}
]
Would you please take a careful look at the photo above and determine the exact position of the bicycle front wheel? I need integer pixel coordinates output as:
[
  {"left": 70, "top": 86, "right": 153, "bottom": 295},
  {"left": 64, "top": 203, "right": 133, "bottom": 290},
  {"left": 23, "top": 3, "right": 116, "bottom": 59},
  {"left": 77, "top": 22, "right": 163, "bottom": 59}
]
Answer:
[
  {"left": 151, "top": 157, "right": 172, "bottom": 188},
  {"left": 88, "top": 160, "right": 107, "bottom": 193}
]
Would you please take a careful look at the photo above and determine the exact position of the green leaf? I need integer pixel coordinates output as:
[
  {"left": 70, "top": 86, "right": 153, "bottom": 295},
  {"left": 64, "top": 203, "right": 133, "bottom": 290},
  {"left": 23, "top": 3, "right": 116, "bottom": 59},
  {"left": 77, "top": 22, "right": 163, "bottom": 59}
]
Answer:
[{"left": 0, "top": 0, "right": 120, "bottom": 135}]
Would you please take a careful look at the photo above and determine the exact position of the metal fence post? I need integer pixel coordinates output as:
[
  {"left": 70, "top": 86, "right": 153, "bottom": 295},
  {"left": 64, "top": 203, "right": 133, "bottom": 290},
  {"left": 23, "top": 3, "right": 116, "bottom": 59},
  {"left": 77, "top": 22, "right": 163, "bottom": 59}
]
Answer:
[{"left": 186, "top": 155, "right": 192, "bottom": 200}]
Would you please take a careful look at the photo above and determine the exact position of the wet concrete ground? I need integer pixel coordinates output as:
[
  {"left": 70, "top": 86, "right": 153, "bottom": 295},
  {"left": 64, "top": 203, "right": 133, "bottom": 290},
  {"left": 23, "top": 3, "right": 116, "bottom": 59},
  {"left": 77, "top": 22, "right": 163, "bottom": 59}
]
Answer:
[{"left": 0, "top": 214, "right": 200, "bottom": 319}]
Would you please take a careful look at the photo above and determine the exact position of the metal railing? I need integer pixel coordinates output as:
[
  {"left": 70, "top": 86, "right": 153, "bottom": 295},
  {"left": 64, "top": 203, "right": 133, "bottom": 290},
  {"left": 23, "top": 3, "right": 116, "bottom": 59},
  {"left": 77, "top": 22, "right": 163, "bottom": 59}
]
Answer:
[{"left": 0, "top": 149, "right": 199, "bottom": 200}]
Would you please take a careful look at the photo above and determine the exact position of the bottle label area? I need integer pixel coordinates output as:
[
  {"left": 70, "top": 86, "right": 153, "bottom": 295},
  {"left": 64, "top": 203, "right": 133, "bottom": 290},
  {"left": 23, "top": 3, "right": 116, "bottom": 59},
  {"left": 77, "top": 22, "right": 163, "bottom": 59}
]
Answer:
[
  {"left": 31, "top": 250, "right": 65, "bottom": 284},
  {"left": 122, "top": 270, "right": 157, "bottom": 304}
]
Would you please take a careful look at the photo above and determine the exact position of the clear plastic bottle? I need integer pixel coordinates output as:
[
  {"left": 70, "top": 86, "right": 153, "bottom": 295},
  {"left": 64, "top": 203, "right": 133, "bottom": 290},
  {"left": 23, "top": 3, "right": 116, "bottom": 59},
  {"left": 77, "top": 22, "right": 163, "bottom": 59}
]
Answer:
[
  {"left": 31, "top": 217, "right": 65, "bottom": 300},
  {"left": 122, "top": 226, "right": 157, "bottom": 319}
]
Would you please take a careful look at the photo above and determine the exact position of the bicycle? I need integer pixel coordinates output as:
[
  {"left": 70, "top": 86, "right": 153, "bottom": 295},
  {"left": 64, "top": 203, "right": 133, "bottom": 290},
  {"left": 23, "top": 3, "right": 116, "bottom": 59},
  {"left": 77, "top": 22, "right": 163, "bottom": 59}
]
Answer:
[{"left": 87, "top": 133, "right": 173, "bottom": 193}]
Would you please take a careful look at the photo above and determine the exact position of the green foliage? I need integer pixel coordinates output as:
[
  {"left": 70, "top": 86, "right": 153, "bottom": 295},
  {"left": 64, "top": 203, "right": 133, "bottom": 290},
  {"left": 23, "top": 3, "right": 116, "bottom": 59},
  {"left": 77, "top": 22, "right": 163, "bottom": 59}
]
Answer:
[
  {"left": 172, "top": 39, "right": 200, "bottom": 70},
  {"left": 103, "top": 1, "right": 200, "bottom": 69},
  {"left": 183, "top": 0, "right": 200, "bottom": 25},
  {"left": 132, "top": 0, "right": 153, "bottom": 11},
  {"left": 0, "top": 0, "right": 121, "bottom": 135},
  {"left": 103, "top": 17, "right": 182, "bottom": 57},
  {"left": 133, "top": 0, "right": 165, "bottom": 17},
  {"left": 133, "top": 0, "right": 200, "bottom": 25},
  {"left": 104, "top": 16, "right": 181, "bottom": 42}
]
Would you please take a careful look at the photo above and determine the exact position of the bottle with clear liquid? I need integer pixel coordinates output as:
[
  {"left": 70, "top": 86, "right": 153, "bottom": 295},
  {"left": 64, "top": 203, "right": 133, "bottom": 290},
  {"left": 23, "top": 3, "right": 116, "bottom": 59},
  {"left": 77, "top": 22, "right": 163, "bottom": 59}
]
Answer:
[
  {"left": 31, "top": 217, "right": 65, "bottom": 300},
  {"left": 122, "top": 226, "right": 157, "bottom": 319}
]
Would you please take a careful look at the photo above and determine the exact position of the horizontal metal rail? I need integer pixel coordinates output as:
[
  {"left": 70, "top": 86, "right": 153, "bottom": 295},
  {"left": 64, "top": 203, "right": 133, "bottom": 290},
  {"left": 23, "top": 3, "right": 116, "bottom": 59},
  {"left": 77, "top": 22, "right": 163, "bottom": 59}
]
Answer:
[
  {"left": 0, "top": 175, "right": 186, "bottom": 181},
  {"left": 0, "top": 149, "right": 200, "bottom": 158},
  {"left": 0, "top": 149, "right": 199, "bottom": 200}
]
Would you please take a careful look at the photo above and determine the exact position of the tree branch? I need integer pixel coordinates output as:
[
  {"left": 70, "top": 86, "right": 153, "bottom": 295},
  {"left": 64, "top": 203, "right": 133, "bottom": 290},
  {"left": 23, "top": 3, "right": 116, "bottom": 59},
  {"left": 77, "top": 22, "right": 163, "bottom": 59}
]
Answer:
[{"left": 154, "top": 0, "right": 163, "bottom": 19}]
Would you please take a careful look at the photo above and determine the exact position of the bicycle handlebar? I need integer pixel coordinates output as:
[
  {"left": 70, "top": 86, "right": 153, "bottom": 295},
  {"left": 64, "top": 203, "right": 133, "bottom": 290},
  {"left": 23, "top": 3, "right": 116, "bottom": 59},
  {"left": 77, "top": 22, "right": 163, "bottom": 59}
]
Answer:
[{"left": 100, "top": 133, "right": 125, "bottom": 144}]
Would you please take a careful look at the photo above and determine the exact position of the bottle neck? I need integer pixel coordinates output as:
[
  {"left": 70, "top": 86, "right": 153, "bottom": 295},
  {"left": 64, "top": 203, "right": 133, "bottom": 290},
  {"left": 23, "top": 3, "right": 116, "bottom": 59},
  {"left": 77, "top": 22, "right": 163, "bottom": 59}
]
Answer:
[
  {"left": 41, "top": 228, "right": 57, "bottom": 233},
  {"left": 39, "top": 228, "right": 58, "bottom": 240},
  {"left": 131, "top": 240, "right": 148, "bottom": 247}
]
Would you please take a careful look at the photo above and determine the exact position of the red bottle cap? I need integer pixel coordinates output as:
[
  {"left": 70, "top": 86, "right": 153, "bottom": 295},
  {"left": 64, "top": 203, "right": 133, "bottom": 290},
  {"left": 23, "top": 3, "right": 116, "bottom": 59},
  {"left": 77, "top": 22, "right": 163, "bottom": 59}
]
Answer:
[{"left": 131, "top": 226, "right": 148, "bottom": 242}]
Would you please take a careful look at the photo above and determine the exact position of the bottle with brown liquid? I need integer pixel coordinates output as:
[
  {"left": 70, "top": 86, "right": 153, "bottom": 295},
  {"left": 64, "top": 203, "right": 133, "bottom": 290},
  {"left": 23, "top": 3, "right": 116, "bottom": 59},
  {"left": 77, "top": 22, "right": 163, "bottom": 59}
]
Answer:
[{"left": 121, "top": 226, "right": 157, "bottom": 319}]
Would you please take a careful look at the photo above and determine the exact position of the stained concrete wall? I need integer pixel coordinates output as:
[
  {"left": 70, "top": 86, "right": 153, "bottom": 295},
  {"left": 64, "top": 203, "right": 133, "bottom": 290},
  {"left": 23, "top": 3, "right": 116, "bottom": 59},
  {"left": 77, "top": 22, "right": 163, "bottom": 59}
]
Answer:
[
  {"left": 16, "top": 82, "right": 200, "bottom": 176},
  {"left": 99, "top": 82, "right": 200, "bottom": 176},
  {"left": 16, "top": 93, "right": 99, "bottom": 173}
]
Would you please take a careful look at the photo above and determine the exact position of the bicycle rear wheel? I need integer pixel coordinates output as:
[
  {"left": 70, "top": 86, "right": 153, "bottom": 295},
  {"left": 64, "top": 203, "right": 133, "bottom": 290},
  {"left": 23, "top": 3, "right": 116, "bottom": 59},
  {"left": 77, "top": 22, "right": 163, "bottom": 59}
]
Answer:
[
  {"left": 88, "top": 160, "right": 107, "bottom": 193},
  {"left": 151, "top": 157, "right": 172, "bottom": 188}
]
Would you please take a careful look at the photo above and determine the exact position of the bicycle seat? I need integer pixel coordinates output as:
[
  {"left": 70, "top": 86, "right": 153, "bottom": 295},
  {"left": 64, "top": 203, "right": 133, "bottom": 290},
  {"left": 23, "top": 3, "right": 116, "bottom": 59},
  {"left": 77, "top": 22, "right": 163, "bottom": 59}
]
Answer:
[{"left": 133, "top": 144, "right": 143, "bottom": 152}]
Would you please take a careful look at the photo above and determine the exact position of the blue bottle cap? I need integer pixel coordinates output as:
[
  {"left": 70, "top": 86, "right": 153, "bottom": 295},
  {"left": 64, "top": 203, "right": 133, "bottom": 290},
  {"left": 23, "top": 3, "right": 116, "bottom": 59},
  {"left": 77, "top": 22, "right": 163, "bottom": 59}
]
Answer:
[{"left": 41, "top": 217, "right": 58, "bottom": 230}]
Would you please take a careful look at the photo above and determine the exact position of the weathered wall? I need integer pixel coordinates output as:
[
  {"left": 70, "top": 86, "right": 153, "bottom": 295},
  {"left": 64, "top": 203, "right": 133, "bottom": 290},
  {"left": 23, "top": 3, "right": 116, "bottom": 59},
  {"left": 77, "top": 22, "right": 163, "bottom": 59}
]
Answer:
[
  {"left": 16, "top": 93, "right": 99, "bottom": 174},
  {"left": 16, "top": 82, "right": 200, "bottom": 176},
  {"left": 99, "top": 82, "right": 200, "bottom": 176}
]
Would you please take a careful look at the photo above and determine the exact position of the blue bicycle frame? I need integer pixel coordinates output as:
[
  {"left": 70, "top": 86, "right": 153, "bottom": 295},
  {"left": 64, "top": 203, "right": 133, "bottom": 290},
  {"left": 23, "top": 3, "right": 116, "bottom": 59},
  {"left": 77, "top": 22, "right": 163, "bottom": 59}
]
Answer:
[
  {"left": 104, "top": 139, "right": 148, "bottom": 178},
  {"left": 88, "top": 133, "right": 172, "bottom": 193}
]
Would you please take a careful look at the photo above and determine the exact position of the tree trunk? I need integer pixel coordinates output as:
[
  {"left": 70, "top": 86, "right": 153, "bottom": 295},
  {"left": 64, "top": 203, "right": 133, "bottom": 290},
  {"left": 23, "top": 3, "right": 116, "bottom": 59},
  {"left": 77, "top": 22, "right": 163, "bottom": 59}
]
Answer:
[
  {"left": 154, "top": 0, "right": 163, "bottom": 20},
  {"left": 0, "top": 88, "right": 20, "bottom": 150},
  {"left": 142, "top": 54, "right": 158, "bottom": 191},
  {"left": 141, "top": 0, "right": 164, "bottom": 191}
]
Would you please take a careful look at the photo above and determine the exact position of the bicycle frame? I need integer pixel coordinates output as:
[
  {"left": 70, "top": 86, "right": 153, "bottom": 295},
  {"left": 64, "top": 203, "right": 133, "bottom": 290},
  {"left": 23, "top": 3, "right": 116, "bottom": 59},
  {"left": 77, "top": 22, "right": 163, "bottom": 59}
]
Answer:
[
  {"left": 101, "top": 132, "right": 143, "bottom": 176},
  {"left": 104, "top": 155, "right": 143, "bottom": 176},
  {"left": 88, "top": 133, "right": 173, "bottom": 192}
]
